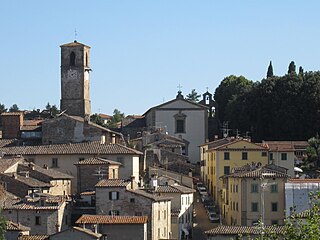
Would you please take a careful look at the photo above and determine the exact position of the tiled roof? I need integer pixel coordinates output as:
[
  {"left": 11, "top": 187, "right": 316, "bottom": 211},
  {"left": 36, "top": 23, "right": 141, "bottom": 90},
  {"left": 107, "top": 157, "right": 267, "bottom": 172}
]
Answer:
[
  {"left": 1, "top": 173, "right": 52, "bottom": 188},
  {"left": 6, "top": 221, "right": 30, "bottom": 231},
  {"left": 0, "top": 141, "right": 143, "bottom": 156},
  {"left": 71, "top": 227, "right": 102, "bottom": 237},
  {"left": 264, "top": 141, "right": 308, "bottom": 151},
  {"left": 225, "top": 164, "right": 289, "bottom": 179},
  {"left": 0, "top": 139, "right": 17, "bottom": 148},
  {"left": 76, "top": 214, "right": 148, "bottom": 224},
  {"left": 95, "top": 179, "right": 130, "bottom": 188},
  {"left": 287, "top": 178, "right": 320, "bottom": 183},
  {"left": 200, "top": 138, "right": 234, "bottom": 148},
  {"left": 0, "top": 156, "right": 24, "bottom": 173},
  {"left": 127, "top": 189, "right": 172, "bottom": 202},
  {"left": 4, "top": 202, "right": 62, "bottom": 210},
  {"left": 1, "top": 112, "right": 22, "bottom": 116},
  {"left": 18, "top": 235, "right": 49, "bottom": 240},
  {"left": 205, "top": 225, "right": 286, "bottom": 236},
  {"left": 17, "top": 162, "right": 73, "bottom": 180},
  {"left": 75, "top": 157, "right": 121, "bottom": 166},
  {"left": 155, "top": 184, "right": 195, "bottom": 194},
  {"left": 80, "top": 190, "right": 95, "bottom": 196},
  {"left": 20, "top": 125, "right": 41, "bottom": 131},
  {"left": 60, "top": 41, "right": 90, "bottom": 48}
]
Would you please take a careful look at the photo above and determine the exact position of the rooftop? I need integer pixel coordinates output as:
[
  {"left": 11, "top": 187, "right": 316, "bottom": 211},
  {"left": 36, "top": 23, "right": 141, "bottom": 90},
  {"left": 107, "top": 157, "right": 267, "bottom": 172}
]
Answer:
[
  {"left": 76, "top": 214, "right": 148, "bottom": 224},
  {"left": 205, "top": 225, "right": 286, "bottom": 236},
  {"left": 75, "top": 157, "right": 121, "bottom": 166},
  {"left": 95, "top": 179, "right": 130, "bottom": 188}
]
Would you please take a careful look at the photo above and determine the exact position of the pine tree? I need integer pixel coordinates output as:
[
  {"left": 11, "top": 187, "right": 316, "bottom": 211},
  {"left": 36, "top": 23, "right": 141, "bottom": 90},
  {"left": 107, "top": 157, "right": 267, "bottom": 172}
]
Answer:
[{"left": 267, "top": 61, "right": 274, "bottom": 78}]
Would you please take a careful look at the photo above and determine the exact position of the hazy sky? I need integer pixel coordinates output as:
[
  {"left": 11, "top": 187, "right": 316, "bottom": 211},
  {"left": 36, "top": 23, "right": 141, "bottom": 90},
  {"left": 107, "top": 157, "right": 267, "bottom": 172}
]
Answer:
[{"left": 1, "top": 1, "right": 320, "bottom": 115}]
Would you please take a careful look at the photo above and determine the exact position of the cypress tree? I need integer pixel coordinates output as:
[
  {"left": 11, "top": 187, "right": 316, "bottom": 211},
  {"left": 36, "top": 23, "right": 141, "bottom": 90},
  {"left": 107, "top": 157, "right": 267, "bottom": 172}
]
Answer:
[
  {"left": 288, "top": 61, "right": 296, "bottom": 74},
  {"left": 267, "top": 61, "right": 274, "bottom": 78}
]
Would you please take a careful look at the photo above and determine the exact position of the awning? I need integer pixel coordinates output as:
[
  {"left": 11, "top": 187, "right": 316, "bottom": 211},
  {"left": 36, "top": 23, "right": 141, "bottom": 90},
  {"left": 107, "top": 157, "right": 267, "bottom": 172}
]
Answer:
[{"left": 294, "top": 167, "right": 303, "bottom": 172}]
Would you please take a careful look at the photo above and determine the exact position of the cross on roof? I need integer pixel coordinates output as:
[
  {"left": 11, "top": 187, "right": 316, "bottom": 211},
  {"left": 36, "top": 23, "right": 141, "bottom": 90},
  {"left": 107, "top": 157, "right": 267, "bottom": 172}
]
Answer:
[{"left": 177, "top": 84, "right": 182, "bottom": 92}]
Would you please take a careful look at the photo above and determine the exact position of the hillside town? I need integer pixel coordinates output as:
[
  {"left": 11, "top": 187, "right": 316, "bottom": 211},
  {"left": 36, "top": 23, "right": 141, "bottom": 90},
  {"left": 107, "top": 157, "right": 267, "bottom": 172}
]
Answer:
[{"left": 0, "top": 40, "right": 319, "bottom": 240}]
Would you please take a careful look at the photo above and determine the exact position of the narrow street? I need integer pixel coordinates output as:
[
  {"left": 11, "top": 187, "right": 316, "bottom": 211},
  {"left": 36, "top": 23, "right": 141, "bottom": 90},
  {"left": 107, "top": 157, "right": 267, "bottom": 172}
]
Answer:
[{"left": 192, "top": 192, "right": 219, "bottom": 240}]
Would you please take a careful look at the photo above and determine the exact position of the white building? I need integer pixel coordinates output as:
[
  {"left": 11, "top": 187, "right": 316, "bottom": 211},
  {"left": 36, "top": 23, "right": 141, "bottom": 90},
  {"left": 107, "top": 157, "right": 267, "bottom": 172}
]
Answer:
[
  {"left": 144, "top": 91, "right": 208, "bottom": 164},
  {"left": 285, "top": 178, "right": 320, "bottom": 216}
]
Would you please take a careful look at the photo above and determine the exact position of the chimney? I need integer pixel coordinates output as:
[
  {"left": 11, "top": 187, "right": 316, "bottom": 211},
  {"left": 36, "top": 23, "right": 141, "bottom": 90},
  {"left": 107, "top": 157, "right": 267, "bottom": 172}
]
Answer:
[
  {"left": 100, "top": 135, "right": 106, "bottom": 144},
  {"left": 111, "top": 134, "right": 116, "bottom": 144},
  {"left": 130, "top": 175, "right": 135, "bottom": 190},
  {"left": 43, "top": 164, "right": 48, "bottom": 170},
  {"left": 28, "top": 163, "right": 35, "bottom": 170}
]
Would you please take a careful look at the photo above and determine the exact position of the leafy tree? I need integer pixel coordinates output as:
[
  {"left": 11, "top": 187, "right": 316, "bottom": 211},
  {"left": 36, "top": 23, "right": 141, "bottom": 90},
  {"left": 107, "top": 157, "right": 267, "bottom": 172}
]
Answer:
[
  {"left": 45, "top": 102, "right": 51, "bottom": 110},
  {"left": 267, "top": 61, "right": 274, "bottom": 78},
  {"left": 0, "top": 209, "right": 5, "bottom": 240},
  {"left": 303, "top": 136, "right": 320, "bottom": 172},
  {"left": 0, "top": 104, "right": 7, "bottom": 114},
  {"left": 90, "top": 113, "right": 104, "bottom": 126},
  {"left": 51, "top": 105, "right": 59, "bottom": 117},
  {"left": 104, "top": 109, "right": 125, "bottom": 128},
  {"left": 186, "top": 89, "right": 201, "bottom": 102},
  {"left": 214, "top": 75, "right": 253, "bottom": 128},
  {"left": 8, "top": 104, "right": 19, "bottom": 112},
  {"left": 288, "top": 61, "right": 296, "bottom": 74}
]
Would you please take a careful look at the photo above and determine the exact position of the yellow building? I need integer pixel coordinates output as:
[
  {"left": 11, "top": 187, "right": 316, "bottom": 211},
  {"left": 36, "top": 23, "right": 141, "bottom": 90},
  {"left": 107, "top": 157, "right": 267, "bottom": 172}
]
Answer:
[
  {"left": 221, "top": 164, "right": 288, "bottom": 226},
  {"left": 200, "top": 138, "right": 269, "bottom": 207}
]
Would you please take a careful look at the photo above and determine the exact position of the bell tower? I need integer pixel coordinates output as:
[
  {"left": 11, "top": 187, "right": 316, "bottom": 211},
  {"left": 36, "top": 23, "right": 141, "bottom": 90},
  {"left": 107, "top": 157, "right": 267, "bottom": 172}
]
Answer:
[{"left": 60, "top": 40, "right": 91, "bottom": 117}]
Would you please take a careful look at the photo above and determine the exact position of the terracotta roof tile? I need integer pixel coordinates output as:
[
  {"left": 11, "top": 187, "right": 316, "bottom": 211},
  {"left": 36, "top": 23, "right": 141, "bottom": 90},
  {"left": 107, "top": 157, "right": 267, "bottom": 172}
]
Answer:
[
  {"left": 0, "top": 141, "right": 143, "bottom": 156},
  {"left": 155, "top": 185, "right": 195, "bottom": 194},
  {"left": 80, "top": 190, "right": 95, "bottom": 196},
  {"left": 76, "top": 214, "right": 148, "bottom": 224},
  {"left": 205, "top": 225, "right": 286, "bottom": 236},
  {"left": 1, "top": 173, "right": 52, "bottom": 188},
  {"left": 75, "top": 157, "right": 121, "bottom": 166},
  {"left": 127, "top": 189, "right": 172, "bottom": 202},
  {"left": 287, "top": 178, "right": 320, "bottom": 183},
  {"left": 95, "top": 179, "right": 130, "bottom": 188},
  {"left": 71, "top": 226, "right": 102, "bottom": 237},
  {"left": 6, "top": 221, "right": 30, "bottom": 231},
  {"left": 1, "top": 112, "right": 22, "bottom": 116},
  {"left": 4, "top": 201, "right": 63, "bottom": 210},
  {"left": 18, "top": 235, "right": 49, "bottom": 240}
]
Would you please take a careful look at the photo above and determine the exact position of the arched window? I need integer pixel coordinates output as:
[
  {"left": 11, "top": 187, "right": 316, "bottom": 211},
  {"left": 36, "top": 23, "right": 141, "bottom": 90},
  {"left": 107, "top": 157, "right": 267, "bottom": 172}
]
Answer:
[{"left": 70, "top": 52, "right": 76, "bottom": 66}]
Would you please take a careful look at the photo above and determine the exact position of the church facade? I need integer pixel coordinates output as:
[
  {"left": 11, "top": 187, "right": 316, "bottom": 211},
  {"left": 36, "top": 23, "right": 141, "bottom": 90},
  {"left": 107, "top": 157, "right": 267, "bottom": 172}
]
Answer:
[{"left": 144, "top": 91, "right": 208, "bottom": 164}]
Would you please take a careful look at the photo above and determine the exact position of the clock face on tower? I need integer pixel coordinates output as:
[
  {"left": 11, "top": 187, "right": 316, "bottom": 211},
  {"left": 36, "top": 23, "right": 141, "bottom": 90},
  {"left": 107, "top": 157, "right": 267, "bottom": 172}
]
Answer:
[{"left": 67, "top": 69, "right": 77, "bottom": 79}]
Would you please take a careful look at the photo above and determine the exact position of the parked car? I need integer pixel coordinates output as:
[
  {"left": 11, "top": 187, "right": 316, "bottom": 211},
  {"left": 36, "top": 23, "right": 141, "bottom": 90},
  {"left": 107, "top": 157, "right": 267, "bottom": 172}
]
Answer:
[
  {"left": 208, "top": 213, "right": 220, "bottom": 223},
  {"left": 206, "top": 206, "right": 217, "bottom": 215}
]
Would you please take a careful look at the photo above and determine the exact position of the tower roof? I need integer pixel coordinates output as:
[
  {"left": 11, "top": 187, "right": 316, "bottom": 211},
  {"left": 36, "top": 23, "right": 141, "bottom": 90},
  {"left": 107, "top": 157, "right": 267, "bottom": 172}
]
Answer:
[{"left": 60, "top": 40, "right": 90, "bottom": 48}]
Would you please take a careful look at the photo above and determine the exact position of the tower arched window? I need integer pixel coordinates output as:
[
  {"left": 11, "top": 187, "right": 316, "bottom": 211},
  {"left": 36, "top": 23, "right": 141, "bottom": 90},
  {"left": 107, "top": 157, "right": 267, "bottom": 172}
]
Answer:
[{"left": 70, "top": 52, "right": 76, "bottom": 66}]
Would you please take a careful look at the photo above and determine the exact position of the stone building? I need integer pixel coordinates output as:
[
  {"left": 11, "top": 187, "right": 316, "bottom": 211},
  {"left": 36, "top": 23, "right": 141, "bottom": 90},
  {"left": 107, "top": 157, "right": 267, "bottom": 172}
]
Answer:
[
  {"left": 5, "top": 221, "right": 31, "bottom": 240},
  {"left": 3, "top": 194, "right": 71, "bottom": 235},
  {"left": 95, "top": 179, "right": 172, "bottom": 240},
  {"left": 76, "top": 215, "right": 148, "bottom": 240},
  {"left": 74, "top": 157, "right": 121, "bottom": 193},
  {"left": 50, "top": 226, "right": 102, "bottom": 240},
  {"left": 0, "top": 141, "right": 143, "bottom": 193},
  {"left": 1, "top": 112, "right": 24, "bottom": 139}
]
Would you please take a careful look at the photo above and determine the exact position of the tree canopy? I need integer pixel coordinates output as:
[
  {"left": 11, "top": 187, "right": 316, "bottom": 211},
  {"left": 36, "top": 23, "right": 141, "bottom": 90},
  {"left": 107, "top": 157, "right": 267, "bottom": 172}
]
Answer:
[
  {"left": 213, "top": 64, "right": 320, "bottom": 141},
  {"left": 8, "top": 104, "right": 19, "bottom": 112}
]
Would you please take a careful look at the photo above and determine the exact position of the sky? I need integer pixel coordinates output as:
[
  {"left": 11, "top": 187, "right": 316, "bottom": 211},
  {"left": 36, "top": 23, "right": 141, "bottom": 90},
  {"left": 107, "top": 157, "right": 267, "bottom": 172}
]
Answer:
[{"left": 1, "top": 1, "right": 320, "bottom": 115}]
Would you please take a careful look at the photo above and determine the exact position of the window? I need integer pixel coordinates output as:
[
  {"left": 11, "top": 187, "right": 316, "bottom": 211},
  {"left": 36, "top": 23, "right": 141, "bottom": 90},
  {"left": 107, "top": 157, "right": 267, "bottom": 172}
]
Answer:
[
  {"left": 135, "top": 212, "right": 142, "bottom": 216},
  {"left": 271, "top": 202, "right": 278, "bottom": 212},
  {"left": 79, "top": 157, "right": 85, "bottom": 161},
  {"left": 109, "top": 210, "right": 119, "bottom": 216},
  {"left": 251, "top": 183, "right": 259, "bottom": 193},
  {"left": 271, "top": 184, "right": 278, "bottom": 193},
  {"left": 251, "top": 202, "right": 258, "bottom": 212},
  {"left": 70, "top": 52, "right": 76, "bottom": 66},
  {"left": 158, "top": 210, "right": 161, "bottom": 220},
  {"left": 164, "top": 210, "right": 166, "bottom": 220},
  {"left": 236, "top": 202, "right": 238, "bottom": 211},
  {"left": 271, "top": 220, "right": 278, "bottom": 225},
  {"left": 109, "top": 191, "right": 119, "bottom": 200},
  {"left": 242, "top": 152, "right": 248, "bottom": 160},
  {"left": 262, "top": 152, "right": 267, "bottom": 157},
  {"left": 35, "top": 216, "right": 41, "bottom": 225},
  {"left": 52, "top": 158, "right": 58, "bottom": 168},
  {"left": 158, "top": 228, "right": 161, "bottom": 237},
  {"left": 224, "top": 152, "right": 230, "bottom": 160},
  {"left": 174, "top": 112, "right": 186, "bottom": 133},
  {"left": 281, "top": 153, "right": 287, "bottom": 160},
  {"left": 224, "top": 166, "right": 230, "bottom": 175},
  {"left": 130, "top": 198, "right": 135, "bottom": 203},
  {"left": 176, "top": 120, "right": 185, "bottom": 133},
  {"left": 269, "top": 153, "right": 274, "bottom": 161},
  {"left": 236, "top": 184, "right": 238, "bottom": 192}
]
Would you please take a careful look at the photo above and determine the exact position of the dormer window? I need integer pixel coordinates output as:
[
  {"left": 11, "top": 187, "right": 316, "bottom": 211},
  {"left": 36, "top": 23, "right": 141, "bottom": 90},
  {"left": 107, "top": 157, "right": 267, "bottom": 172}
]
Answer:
[{"left": 70, "top": 52, "right": 76, "bottom": 66}]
